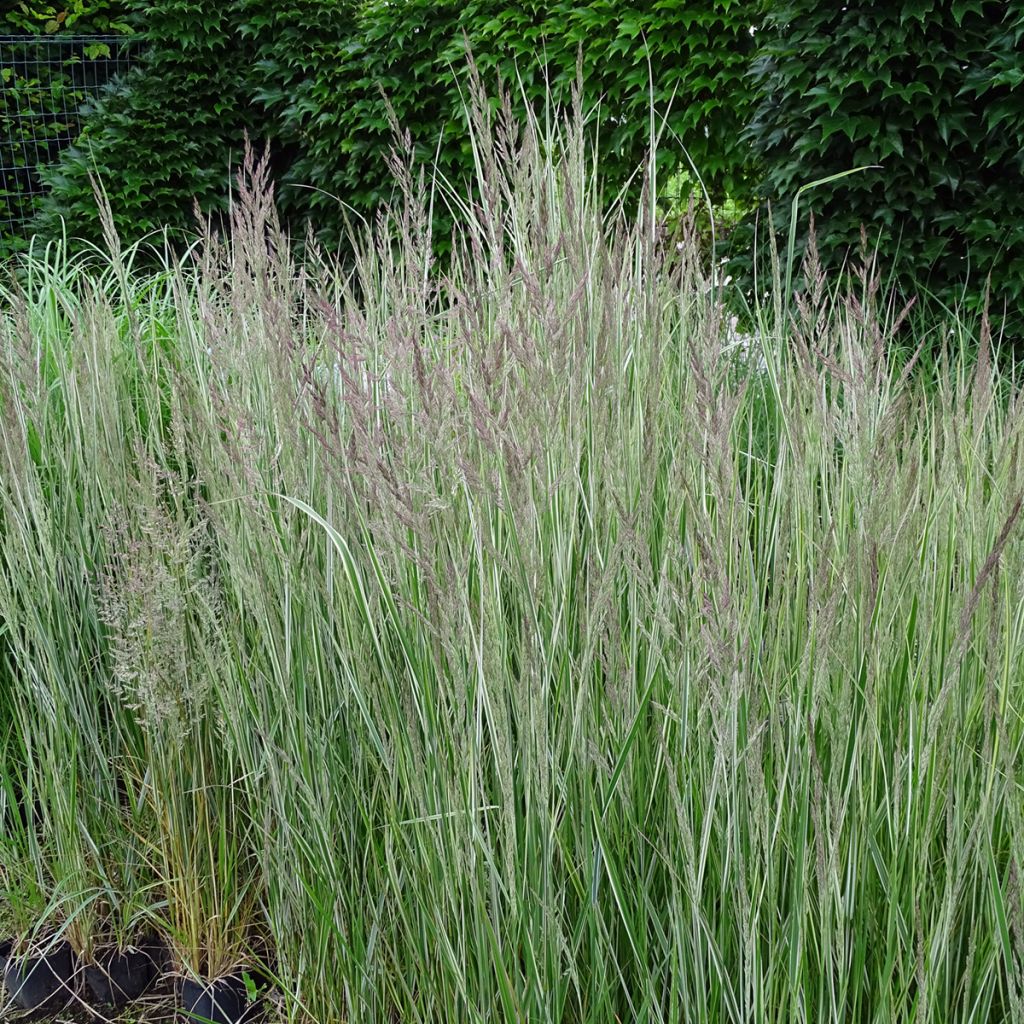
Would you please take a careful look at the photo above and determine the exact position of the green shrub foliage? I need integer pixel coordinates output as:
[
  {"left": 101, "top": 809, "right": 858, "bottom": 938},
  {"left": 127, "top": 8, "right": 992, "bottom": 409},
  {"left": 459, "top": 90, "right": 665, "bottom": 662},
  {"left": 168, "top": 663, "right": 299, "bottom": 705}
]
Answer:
[
  {"left": 32, "top": 1, "right": 263, "bottom": 244},
  {"left": 742, "top": 0, "right": 1024, "bottom": 327},
  {"left": 238, "top": 0, "right": 358, "bottom": 236},
  {"left": 1, "top": 1, "right": 133, "bottom": 34},
  {"left": 29, "top": 1, "right": 365, "bottom": 245},
  {"left": 33, "top": 0, "right": 762, "bottom": 250},
  {"left": 260, "top": 0, "right": 763, "bottom": 246},
  {"left": 1, "top": 2, "right": 137, "bottom": 255}
]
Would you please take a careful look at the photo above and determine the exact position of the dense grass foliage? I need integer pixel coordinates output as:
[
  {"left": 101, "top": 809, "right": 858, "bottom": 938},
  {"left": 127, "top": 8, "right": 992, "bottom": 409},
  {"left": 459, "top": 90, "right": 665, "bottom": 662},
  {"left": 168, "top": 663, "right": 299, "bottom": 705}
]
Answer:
[
  {"left": 2, "top": 104, "right": 1024, "bottom": 1023},
  {"left": 742, "top": 0, "right": 1024, "bottom": 332}
]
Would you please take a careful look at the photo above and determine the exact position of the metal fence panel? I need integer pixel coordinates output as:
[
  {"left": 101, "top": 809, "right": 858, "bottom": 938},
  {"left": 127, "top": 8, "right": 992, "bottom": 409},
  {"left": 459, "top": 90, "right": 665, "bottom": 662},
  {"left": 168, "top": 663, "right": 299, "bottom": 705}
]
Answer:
[{"left": 1, "top": 34, "right": 140, "bottom": 252}]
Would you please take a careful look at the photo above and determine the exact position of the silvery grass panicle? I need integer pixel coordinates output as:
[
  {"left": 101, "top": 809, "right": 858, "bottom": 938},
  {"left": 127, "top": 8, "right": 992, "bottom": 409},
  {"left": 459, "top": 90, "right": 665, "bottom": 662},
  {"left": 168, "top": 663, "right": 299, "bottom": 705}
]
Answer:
[
  {"left": 96, "top": 454, "right": 222, "bottom": 749},
  {"left": 94, "top": 444, "right": 254, "bottom": 979}
]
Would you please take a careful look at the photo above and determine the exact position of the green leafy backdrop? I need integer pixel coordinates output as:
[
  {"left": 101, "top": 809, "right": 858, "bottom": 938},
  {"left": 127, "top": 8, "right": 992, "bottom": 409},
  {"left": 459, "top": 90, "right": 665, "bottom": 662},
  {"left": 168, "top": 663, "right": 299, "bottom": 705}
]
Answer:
[
  {"left": 29, "top": 0, "right": 764, "bottom": 249},
  {"left": 740, "top": 0, "right": 1024, "bottom": 330},
  {"left": 2, "top": 1, "right": 134, "bottom": 34},
  {"left": 1, "top": 2, "right": 137, "bottom": 255},
  {"left": 6, "top": 0, "right": 1024, "bottom": 341},
  {"left": 252, "top": 0, "right": 763, "bottom": 246}
]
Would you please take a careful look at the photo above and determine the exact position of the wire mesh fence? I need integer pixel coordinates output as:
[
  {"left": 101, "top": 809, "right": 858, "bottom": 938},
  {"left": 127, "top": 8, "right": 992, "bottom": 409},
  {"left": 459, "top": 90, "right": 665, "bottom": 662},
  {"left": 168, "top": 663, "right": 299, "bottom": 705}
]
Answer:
[{"left": 1, "top": 34, "right": 141, "bottom": 254}]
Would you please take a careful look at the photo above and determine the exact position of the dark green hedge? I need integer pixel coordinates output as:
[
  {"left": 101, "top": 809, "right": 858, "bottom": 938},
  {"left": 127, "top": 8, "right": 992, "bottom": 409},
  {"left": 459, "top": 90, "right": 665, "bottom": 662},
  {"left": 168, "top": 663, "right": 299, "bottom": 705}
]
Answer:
[
  {"left": 741, "top": 0, "right": 1024, "bottom": 329},
  {"left": 255, "top": 0, "right": 764, "bottom": 246},
  {"left": 1, "top": 2, "right": 137, "bottom": 255},
  {"left": 31, "top": 1, "right": 264, "bottom": 245},
  {"left": 31, "top": 0, "right": 763, "bottom": 250}
]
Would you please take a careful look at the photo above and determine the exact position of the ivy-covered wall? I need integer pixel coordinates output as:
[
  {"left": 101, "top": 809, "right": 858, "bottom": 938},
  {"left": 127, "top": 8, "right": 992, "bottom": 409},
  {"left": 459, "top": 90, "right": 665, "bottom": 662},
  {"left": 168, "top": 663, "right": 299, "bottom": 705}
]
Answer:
[
  {"left": 741, "top": 0, "right": 1024, "bottom": 328},
  {"left": 253, "top": 0, "right": 764, "bottom": 246},
  {"left": 28, "top": 0, "right": 764, "bottom": 249}
]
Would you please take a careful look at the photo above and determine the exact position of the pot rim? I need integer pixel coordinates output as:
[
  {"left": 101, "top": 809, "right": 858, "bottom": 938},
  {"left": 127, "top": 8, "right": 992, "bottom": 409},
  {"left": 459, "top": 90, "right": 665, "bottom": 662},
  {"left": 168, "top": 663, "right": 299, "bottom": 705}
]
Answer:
[
  {"left": 4, "top": 933, "right": 74, "bottom": 962},
  {"left": 89, "top": 938, "right": 163, "bottom": 959}
]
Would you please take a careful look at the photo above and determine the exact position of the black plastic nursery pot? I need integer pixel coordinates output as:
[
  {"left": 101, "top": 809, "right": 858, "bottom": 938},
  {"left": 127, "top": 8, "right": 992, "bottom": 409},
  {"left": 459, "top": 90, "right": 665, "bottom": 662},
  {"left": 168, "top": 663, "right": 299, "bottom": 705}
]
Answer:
[
  {"left": 176, "top": 973, "right": 261, "bottom": 1024},
  {"left": 0, "top": 938, "right": 12, "bottom": 975},
  {"left": 84, "top": 940, "right": 163, "bottom": 1006},
  {"left": 1, "top": 938, "right": 79, "bottom": 1013}
]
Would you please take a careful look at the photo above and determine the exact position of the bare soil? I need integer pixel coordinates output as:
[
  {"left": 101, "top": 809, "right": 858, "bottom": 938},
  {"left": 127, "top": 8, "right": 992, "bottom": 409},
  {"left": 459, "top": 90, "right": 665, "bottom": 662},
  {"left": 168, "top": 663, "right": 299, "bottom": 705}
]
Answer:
[{"left": 4, "top": 983, "right": 176, "bottom": 1024}]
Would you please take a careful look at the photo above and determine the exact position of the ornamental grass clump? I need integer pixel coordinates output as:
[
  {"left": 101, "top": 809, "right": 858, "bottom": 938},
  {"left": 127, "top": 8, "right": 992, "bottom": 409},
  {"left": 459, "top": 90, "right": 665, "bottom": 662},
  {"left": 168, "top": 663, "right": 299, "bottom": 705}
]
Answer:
[
  {"left": 95, "top": 476, "right": 259, "bottom": 981},
  {"left": 1, "top": 82, "right": 1023, "bottom": 1024},
  {"left": 0, "top": 278, "right": 157, "bottom": 967},
  {"left": 0, "top": 246, "right": 257, "bottom": 982},
  {"left": 184, "top": 91, "right": 1024, "bottom": 1022}
]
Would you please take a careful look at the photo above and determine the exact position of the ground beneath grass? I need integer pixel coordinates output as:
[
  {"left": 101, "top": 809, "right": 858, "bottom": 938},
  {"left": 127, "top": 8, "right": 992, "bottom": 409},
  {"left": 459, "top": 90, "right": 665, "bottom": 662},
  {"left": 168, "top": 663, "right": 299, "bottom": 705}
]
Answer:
[
  {"left": 6, "top": 986, "right": 176, "bottom": 1024},
  {"left": 7, "top": 983, "right": 283, "bottom": 1024}
]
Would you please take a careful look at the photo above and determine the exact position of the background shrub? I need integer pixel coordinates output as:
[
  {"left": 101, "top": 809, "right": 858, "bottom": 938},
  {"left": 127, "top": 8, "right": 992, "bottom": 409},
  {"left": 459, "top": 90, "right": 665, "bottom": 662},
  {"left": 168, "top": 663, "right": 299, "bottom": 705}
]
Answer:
[
  {"left": 32, "top": 1, "right": 262, "bottom": 245},
  {"left": 253, "top": 0, "right": 764, "bottom": 248},
  {"left": 740, "top": 0, "right": 1024, "bottom": 332},
  {"left": 32, "top": 0, "right": 763, "bottom": 251},
  {"left": 0, "top": 2, "right": 137, "bottom": 255},
  {"left": 1, "top": 0, "right": 133, "bottom": 34}
]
